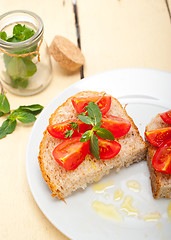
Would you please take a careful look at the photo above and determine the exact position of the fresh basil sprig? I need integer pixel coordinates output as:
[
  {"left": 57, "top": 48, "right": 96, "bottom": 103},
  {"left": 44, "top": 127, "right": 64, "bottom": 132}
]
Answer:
[
  {"left": 86, "top": 101, "right": 102, "bottom": 125},
  {"left": 0, "top": 91, "right": 10, "bottom": 116},
  {"left": 64, "top": 101, "right": 115, "bottom": 160},
  {"left": 96, "top": 127, "right": 114, "bottom": 140},
  {"left": 65, "top": 121, "right": 79, "bottom": 138},
  {"left": 89, "top": 134, "right": 100, "bottom": 160},
  {"left": 0, "top": 89, "right": 43, "bottom": 139},
  {"left": 0, "top": 119, "right": 17, "bottom": 139},
  {"left": 0, "top": 24, "right": 37, "bottom": 89},
  {"left": 76, "top": 102, "right": 114, "bottom": 160}
]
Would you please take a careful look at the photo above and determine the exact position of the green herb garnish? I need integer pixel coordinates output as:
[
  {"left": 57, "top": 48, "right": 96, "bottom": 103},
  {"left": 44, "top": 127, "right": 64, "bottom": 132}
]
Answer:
[
  {"left": 0, "top": 83, "right": 43, "bottom": 139},
  {"left": 0, "top": 24, "right": 37, "bottom": 89},
  {"left": 89, "top": 133, "right": 100, "bottom": 160},
  {"left": 64, "top": 121, "right": 79, "bottom": 138},
  {"left": 65, "top": 101, "right": 114, "bottom": 160},
  {"left": 0, "top": 90, "right": 10, "bottom": 116},
  {"left": 0, "top": 24, "right": 35, "bottom": 43},
  {"left": 0, "top": 119, "right": 17, "bottom": 139},
  {"left": 79, "top": 102, "right": 114, "bottom": 160}
]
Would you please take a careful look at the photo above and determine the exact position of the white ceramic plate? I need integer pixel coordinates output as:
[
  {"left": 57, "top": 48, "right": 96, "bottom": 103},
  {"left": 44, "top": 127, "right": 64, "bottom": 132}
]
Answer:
[{"left": 26, "top": 68, "right": 171, "bottom": 240}]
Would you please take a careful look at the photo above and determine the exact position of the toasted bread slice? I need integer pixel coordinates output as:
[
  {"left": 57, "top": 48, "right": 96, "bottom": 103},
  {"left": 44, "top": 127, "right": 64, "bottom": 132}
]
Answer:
[
  {"left": 38, "top": 91, "right": 147, "bottom": 200},
  {"left": 146, "top": 113, "right": 171, "bottom": 199}
]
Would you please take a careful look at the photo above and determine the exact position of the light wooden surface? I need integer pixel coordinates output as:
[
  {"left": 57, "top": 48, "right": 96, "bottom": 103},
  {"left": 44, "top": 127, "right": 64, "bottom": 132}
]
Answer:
[
  {"left": 168, "top": 0, "right": 171, "bottom": 8},
  {"left": 77, "top": 0, "right": 171, "bottom": 77},
  {"left": 0, "top": 1, "right": 76, "bottom": 240},
  {"left": 0, "top": 1, "right": 171, "bottom": 240}
]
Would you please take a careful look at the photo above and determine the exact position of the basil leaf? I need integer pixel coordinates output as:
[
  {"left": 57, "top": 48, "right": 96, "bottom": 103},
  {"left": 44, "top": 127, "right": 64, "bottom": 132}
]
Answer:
[
  {"left": 0, "top": 128, "right": 6, "bottom": 139},
  {"left": 13, "top": 24, "right": 35, "bottom": 41},
  {"left": 17, "top": 104, "right": 43, "bottom": 115},
  {"left": 89, "top": 133, "right": 100, "bottom": 160},
  {"left": 7, "top": 57, "right": 36, "bottom": 83},
  {"left": 92, "top": 122, "right": 102, "bottom": 131},
  {"left": 3, "top": 54, "right": 12, "bottom": 69},
  {"left": 7, "top": 57, "right": 28, "bottom": 79},
  {"left": 78, "top": 115, "right": 94, "bottom": 125},
  {"left": 4, "top": 120, "right": 17, "bottom": 134},
  {"left": 0, "top": 31, "right": 7, "bottom": 41},
  {"left": 78, "top": 112, "right": 86, "bottom": 116},
  {"left": 11, "top": 77, "right": 28, "bottom": 89},
  {"left": 96, "top": 128, "right": 114, "bottom": 141},
  {"left": 23, "top": 58, "right": 37, "bottom": 77},
  {"left": 86, "top": 102, "right": 102, "bottom": 125},
  {"left": 7, "top": 36, "right": 20, "bottom": 43},
  {"left": 7, "top": 111, "right": 18, "bottom": 121},
  {"left": 0, "top": 120, "right": 9, "bottom": 139},
  {"left": 7, "top": 57, "right": 36, "bottom": 88},
  {"left": 0, "top": 119, "right": 16, "bottom": 139},
  {"left": 80, "top": 130, "right": 92, "bottom": 142},
  {"left": 0, "top": 93, "right": 10, "bottom": 114},
  {"left": 16, "top": 112, "right": 36, "bottom": 123},
  {"left": 0, "top": 111, "right": 4, "bottom": 117}
]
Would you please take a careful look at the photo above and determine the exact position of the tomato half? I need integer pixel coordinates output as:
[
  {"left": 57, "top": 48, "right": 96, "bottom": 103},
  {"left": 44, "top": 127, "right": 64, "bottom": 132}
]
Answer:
[
  {"left": 145, "top": 127, "right": 171, "bottom": 147},
  {"left": 152, "top": 139, "right": 171, "bottom": 174},
  {"left": 101, "top": 115, "right": 131, "bottom": 138},
  {"left": 71, "top": 96, "right": 111, "bottom": 115},
  {"left": 52, "top": 136, "right": 89, "bottom": 170},
  {"left": 47, "top": 119, "right": 90, "bottom": 139},
  {"left": 160, "top": 110, "right": 171, "bottom": 125},
  {"left": 98, "top": 138, "right": 121, "bottom": 159}
]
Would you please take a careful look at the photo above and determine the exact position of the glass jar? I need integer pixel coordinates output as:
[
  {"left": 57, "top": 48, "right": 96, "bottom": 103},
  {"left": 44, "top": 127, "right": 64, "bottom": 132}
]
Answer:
[{"left": 0, "top": 10, "right": 52, "bottom": 96}]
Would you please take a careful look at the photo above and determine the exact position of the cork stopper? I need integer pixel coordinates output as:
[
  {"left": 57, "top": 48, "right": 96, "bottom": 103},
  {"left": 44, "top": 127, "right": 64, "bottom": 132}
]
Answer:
[{"left": 49, "top": 35, "right": 85, "bottom": 71}]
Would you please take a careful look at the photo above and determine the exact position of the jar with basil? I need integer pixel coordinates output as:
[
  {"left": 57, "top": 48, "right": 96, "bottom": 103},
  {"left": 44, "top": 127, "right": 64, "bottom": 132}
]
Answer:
[{"left": 0, "top": 10, "right": 52, "bottom": 96}]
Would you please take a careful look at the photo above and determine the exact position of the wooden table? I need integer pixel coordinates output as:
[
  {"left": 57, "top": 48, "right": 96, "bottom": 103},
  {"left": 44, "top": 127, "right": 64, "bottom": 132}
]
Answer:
[{"left": 0, "top": 0, "right": 171, "bottom": 239}]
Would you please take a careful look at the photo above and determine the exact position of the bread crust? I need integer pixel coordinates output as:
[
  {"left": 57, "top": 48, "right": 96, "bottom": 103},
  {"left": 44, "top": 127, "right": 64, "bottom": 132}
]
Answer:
[
  {"left": 38, "top": 91, "right": 147, "bottom": 199},
  {"left": 146, "top": 114, "right": 171, "bottom": 199}
]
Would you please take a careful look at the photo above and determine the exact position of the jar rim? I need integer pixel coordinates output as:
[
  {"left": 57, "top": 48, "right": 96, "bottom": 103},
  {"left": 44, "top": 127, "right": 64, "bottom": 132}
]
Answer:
[{"left": 0, "top": 10, "right": 44, "bottom": 50}]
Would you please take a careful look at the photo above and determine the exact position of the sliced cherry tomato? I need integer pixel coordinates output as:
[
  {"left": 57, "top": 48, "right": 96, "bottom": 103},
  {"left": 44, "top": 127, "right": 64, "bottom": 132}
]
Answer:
[
  {"left": 145, "top": 127, "right": 171, "bottom": 147},
  {"left": 101, "top": 115, "right": 131, "bottom": 138},
  {"left": 160, "top": 110, "right": 171, "bottom": 125},
  {"left": 71, "top": 96, "right": 111, "bottom": 115},
  {"left": 98, "top": 138, "right": 121, "bottom": 159},
  {"left": 152, "top": 139, "right": 171, "bottom": 174},
  {"left": 52, "top": 136, "right": 89, "bottom": 170},
  {"left": 47, "top": 119, "right": 91, "bottom": 139}
]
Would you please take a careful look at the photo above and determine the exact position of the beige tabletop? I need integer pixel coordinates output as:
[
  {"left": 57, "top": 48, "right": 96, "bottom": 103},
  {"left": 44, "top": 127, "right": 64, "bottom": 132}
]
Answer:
[{"left": 0, "top": 0, "right": 171, "bottom": 239}]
